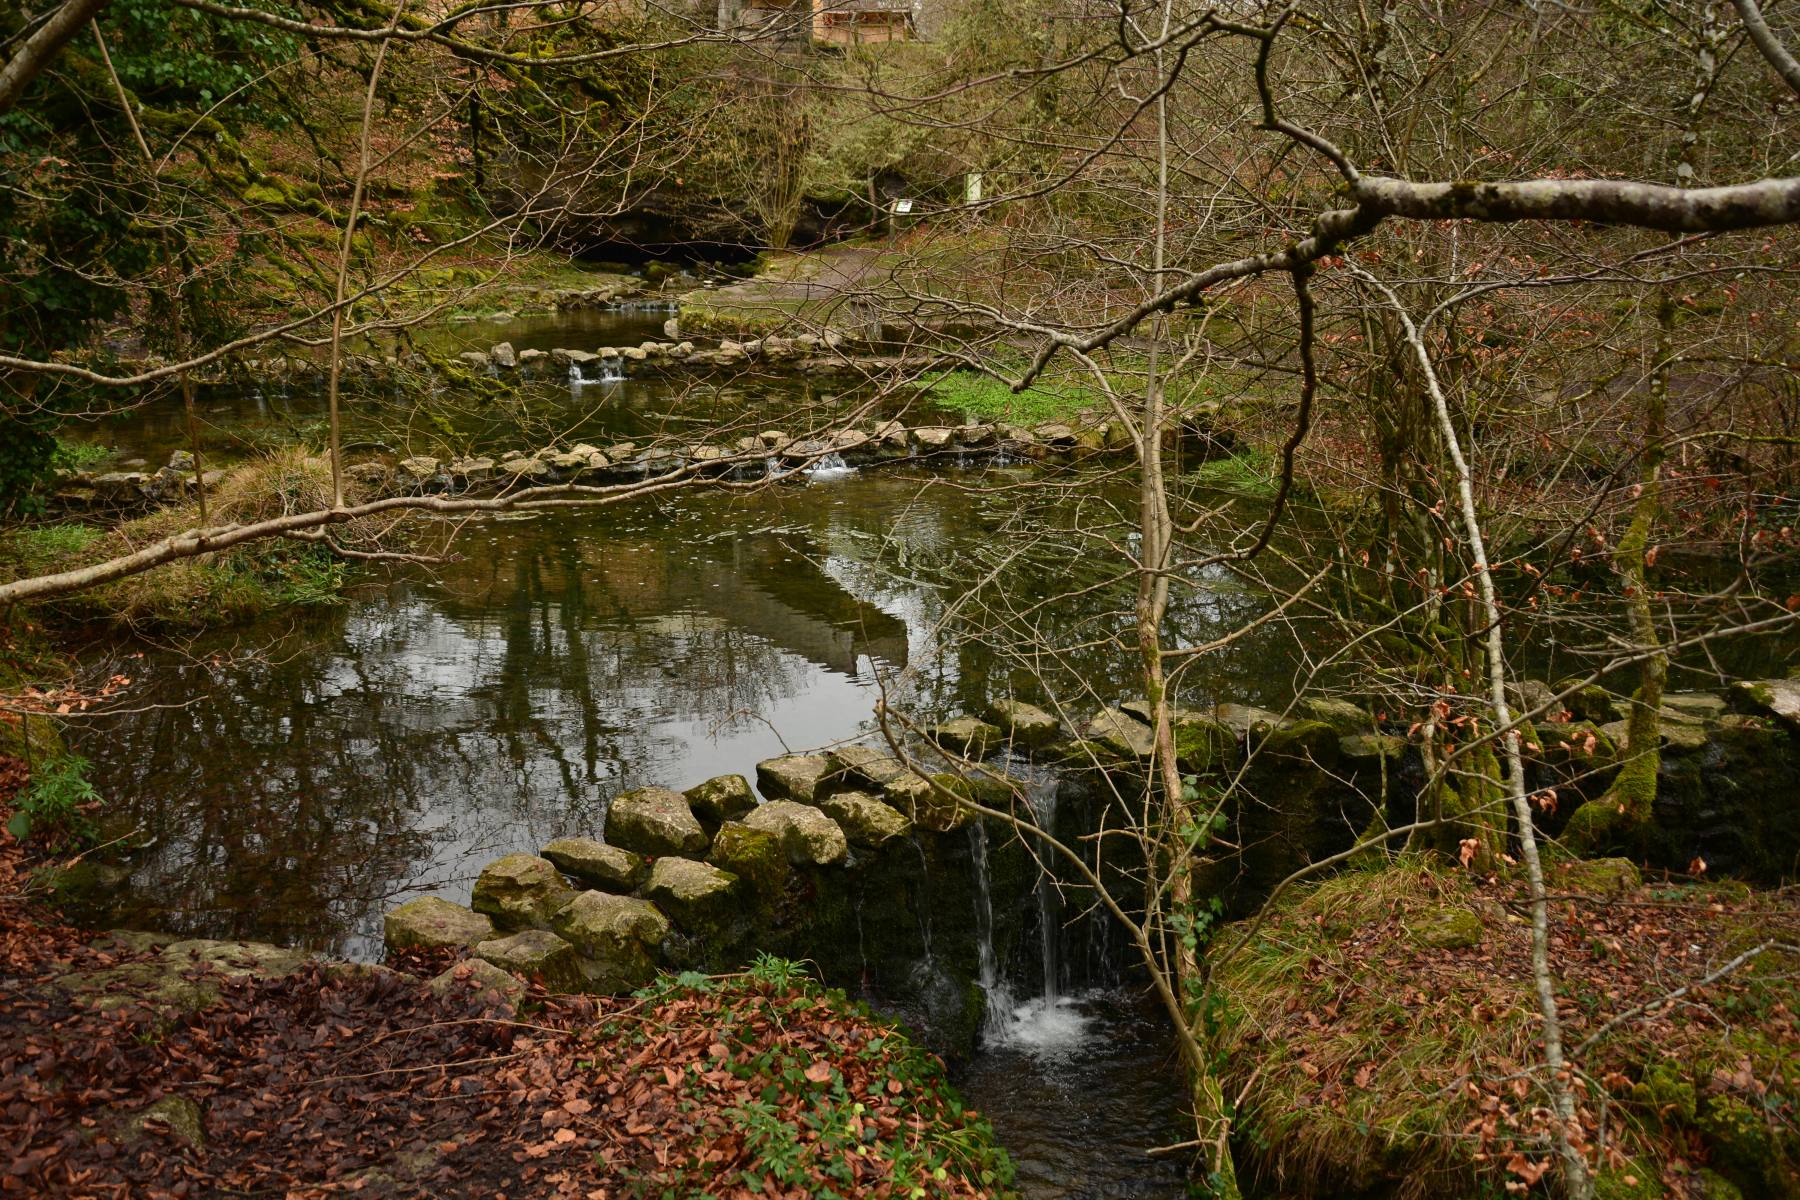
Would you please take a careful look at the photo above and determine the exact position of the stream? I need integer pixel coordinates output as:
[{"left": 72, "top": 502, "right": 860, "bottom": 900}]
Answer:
[{"left": 59, "top": 310, "right": 1310, "bottom": 1197}]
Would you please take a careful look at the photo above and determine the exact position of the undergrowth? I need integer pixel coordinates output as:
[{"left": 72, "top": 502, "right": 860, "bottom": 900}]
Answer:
[
  {"left": 609, "top": 958, "right": 1019, "bottom": 1199},
  {"left": 1208, "top": 857, "right": 1797, "bottom": 1200},
  {"left": 2, "top": 450, "right": 371, "bottom": 631}
]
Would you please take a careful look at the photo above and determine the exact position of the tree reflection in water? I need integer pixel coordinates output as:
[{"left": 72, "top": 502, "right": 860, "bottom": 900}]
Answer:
[{"left": 71, "top": 472, "right": 1297, "bottom": 959}]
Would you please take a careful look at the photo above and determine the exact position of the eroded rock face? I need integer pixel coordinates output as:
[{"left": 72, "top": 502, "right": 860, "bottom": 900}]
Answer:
[
  {"left": 553, "top": 891, "right": 670, "bottom": 994},
  {"left": 541, "top": 837, "right": 643, "bottom": 892},
  {"left": 643, "top": 857, "right": 739, "bottom": 936},
  {"left": 744, "top": 800, "right": 848, "bottom": 866},
  {"left": 474, "top": 929, "right": 584, "bottom": 992},
  {"left": 685, "top": 775, "right": 757, "bottom": 827},
  {"left": 384, "top": 896, "right": 495, "bottom": 953},
  {"left": 605, "top": 787, "right": 709, "bottom": 857},
  {"left": 470, "top": 854, "right": 576, "bottom": 930},
  {"left": 821, "top": 792, "right": 911, "bottom": 848},
  {"left": 755, "top": 755, "right": 834, "bottom": 804}
]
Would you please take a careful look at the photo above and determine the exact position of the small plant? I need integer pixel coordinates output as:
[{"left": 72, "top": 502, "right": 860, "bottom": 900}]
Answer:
[
  {"left": 49, "top": 439, "right": 113, "bottom": 474},
  {"left": 744, "top": 952, "right": 812, "bottom": 990},
  {"left": 8, "top": 753, "right": 100, "bottom": 844}
]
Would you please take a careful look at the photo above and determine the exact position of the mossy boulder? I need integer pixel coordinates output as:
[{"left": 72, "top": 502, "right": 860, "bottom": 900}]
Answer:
[
  {"left": 707, "top": 821, "right": 788, "bottom": 898},
  {"left": 1730, "top": 678, "right": 1800, "bottom": 731},
  {"left": 1299, "top": 697, "right": 1374, "bottom": 736},
  {"left": 684, "top": 774, "right": 757, "bottom": 827},
  {"left": 986, "top": 699, "right": 1061, "bottom": 748},
  {"left": 1081, "top": 708, "right": 1156, "bottom": 758},
  {"left": 1214, "top": 701, "right": 1290, "bottom": 741},
  {"left": 828, "top": 745, "right": 911, "bottom": 791},
  {"left": 755, "top": 754, "right": 834, "bottom": 804},
  {"left": 552, "top": 891, "right": 670, "bottom": 994},
  {"left": 928, "top": 716, "right": 1003, "bottom": 759},
  {"left": 428, "top": 958, "right": 526, "bottom": 1007},
  {"left": 1338, "top": 733, "right": 1407, "bottom": 763},
  {"left": 743, "top": 800, "right": 848, "bottom": 866},
  {"left": 383, "top": 896, "right": 495, "bottom": 953},
  {"left": 605, "top": 787, "right": 709, "bottom": 857},
  {"left": 1555, "top": 857, "right": 1642, "bottom": 895},
  {"left": 821, "top": 792, "right": 912, "bottom": 848},
  {"left": 470, "top": 854, "right": 576, "bottom": 930},
  {"left": 1406, "top": 906, "right": 1483, "bottom": 949},
  {"left": 114, "top": 1096, "right": 204, "bottom": 1151},
  {"left": 540, "top": 837, "right": 644, "bottom": 892},
  {"left": 1174, "top": 715, "right": 1240, "bottom": 774},
  {"left": 474, "top": 929, "right": 584, "bottom": 992},
  {"left": 643, "top": 857, "right": 740, "bottom": 937}
]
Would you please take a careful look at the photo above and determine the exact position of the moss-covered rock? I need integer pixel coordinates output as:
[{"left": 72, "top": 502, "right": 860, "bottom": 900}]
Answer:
[
  {"left": 826, "top": 745, "right": 910, "bottom": 792},
  {"left": 470, "top": 854, "right": 576, "bottom": 931},
  {"left": 474, "top": 929, "right": 584, "bottom": 992},
  {"left": 707, "top": 821, "right": 789, "bottom": 899},
  {"left": 684, "top": 774, "right": 757, "bottom": 827},
  {"left": 114, "top": 1095, "right": 204, "bottom": 1151},
  {"left": 642, "top": 857, "right": 739, "bottom": 938},
  {"left": 1406, "top": 906, "right": 1482, "bottom": 949},
  {"left": 1081, "top": 707, "right": 1156, "bottom": 759},
  {"left": 540, "top": 837, "right": 644, "bottom": 892},
  {"left": 428, "top": 957, "right": 526, "bottom": 1007},
  {"left": 605, "top": 787, "right": 709, "bottom": 857},
  {"left": 928, "top": 716, "right": 1002, "bottom": 759},
  {"left": 754, "top": 754, "right": 835, "bottom": 804},
  {"left": 383, "top": 896, "right": 495, "bottom": 953},
  {"left": 552, "top": 891, "right": 669, "bottom": 994},
  {"left": 1299, "top": 697, "right": 1374, "bottom": 736},
  {"left": 986, "top": 699, "right": 1061, "bottom": 748},
  {"left": 744, "top": 800, "right": 849, "bottom": 866},
  {"left": 821, "top": 792, "right": 912, "bottom": 848}
]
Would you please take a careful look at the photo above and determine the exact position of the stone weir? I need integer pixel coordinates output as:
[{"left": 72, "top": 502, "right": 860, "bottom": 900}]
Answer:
[
  {"left": 380, "top": 677, "right": 1800, "bottom": 1050},
  {"left": 382, "top": 742, "right": 1040, "bottom": 1058},
  {"left": 57, "top": 411, "right": 1211, "bottom": 513}
]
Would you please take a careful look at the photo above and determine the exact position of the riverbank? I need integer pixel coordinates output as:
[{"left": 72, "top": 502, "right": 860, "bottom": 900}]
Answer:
[
  {"left": 1211, "top": 856, "right": 1799, "bottom": 1200},
  {"left": 0, "top": 780, "right": 1018, "bottom": 1199}
]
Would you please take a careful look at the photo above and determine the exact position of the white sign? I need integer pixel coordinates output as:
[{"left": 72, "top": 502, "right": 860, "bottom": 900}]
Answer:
[{"left": 893, "top": 198, "right": 914, "bottom": 214}]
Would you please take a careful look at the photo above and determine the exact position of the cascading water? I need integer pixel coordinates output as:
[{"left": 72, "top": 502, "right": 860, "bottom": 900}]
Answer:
[
  {"left": 803, "top": 451, "right": 854, "bottom": 480},
  {"left": 969, "top": 821, "right": 1015, "bottom": 1039},
  {"left": 568, "top": 357, "right": 626, "bottom": 387},
  {"left": 974, "top": 762, "right": 1091, "bottom": 1053}
]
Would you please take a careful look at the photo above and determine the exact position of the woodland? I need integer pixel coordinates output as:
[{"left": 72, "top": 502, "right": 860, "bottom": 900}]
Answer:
[{"left": 1, "top": 1, "right": 1798, "bottom": 1198}]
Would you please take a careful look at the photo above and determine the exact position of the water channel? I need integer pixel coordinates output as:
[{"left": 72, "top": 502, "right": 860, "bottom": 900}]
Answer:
[{"left": 59, "top": 310, "right": 1315, "bottom": 1197}]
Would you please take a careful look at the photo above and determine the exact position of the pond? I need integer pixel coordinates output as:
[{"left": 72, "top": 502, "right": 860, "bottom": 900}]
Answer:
[{"left": 59, "top": 310, "right": 1317, "bottom": 1198}]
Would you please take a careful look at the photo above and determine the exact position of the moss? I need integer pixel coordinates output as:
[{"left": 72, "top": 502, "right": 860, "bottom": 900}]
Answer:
[
  {"left": 1630, "top": 1061, "right": 1698, "bottom": 1126},
  {"left": 1406, "top": 906, "right": 1482, "bottom": 949},
  {"left": 1595, "top": 1158, "right": 1664, "bottom": 1199}
]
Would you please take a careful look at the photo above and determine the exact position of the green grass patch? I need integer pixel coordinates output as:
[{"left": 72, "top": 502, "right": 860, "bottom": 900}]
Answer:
[{"left": 922, "top": 369, "right": 1098, "bottom": 425}]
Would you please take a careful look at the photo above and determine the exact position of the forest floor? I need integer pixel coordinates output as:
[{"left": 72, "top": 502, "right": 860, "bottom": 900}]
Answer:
[
  {"left": 0, "top": 760, "right": 1016, "bottom": 1200},
  {"left": 1212, "top": 856, "right": 1800, "bottom": 1200}
]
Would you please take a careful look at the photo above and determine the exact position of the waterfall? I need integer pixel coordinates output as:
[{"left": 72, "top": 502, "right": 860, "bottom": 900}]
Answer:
[
  {"left": 568, "top": 357, "right": 626, "bottom": 386},
  {"left": 969, "top": 822, "right": 1014, "bottom": 1038},
  {"left": 975, "top": 761, "right": 1091, "bottom": 1053},
  {"left": 804, "top": 452, "right": 854, "bottom": 480},
  {"left": 1026, "top": 772, "right": 1062, "bottom": 1001}
]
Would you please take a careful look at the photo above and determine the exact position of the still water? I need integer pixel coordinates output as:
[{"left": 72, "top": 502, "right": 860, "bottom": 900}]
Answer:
[{"left": 59, "top": 311, "right": 1310, "bottom": 1198}]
